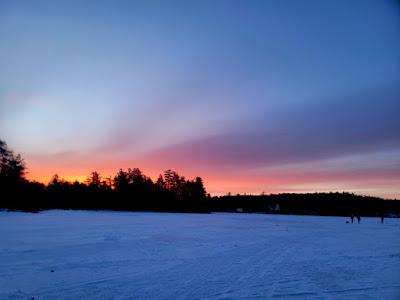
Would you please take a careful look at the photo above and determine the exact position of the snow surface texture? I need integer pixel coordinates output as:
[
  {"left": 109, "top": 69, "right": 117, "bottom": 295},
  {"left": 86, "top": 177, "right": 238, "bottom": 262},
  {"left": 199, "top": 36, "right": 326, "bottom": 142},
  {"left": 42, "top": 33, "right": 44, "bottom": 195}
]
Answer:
[{"left": 0, "top": 211, "right": 399, "bottom": 300}]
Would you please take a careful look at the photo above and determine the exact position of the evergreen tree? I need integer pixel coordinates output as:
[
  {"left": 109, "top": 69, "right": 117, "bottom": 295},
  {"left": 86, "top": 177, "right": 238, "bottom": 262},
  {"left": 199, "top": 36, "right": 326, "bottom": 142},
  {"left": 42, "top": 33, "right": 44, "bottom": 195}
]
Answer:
[{"left": 0, "top": 139, "right": 26, "bottom": 190}]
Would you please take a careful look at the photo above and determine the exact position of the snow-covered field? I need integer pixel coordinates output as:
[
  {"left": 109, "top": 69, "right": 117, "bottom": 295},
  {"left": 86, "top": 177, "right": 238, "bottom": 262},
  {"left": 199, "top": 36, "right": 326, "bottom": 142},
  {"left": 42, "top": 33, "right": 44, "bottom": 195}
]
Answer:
[{"left": 0, "top": 211, "right": 399, "bottom": 300}]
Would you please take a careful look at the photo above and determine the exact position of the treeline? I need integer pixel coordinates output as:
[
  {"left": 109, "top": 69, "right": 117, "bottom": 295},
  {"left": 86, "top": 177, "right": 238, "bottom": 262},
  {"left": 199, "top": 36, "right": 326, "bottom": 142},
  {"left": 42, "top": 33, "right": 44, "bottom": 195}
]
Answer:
[
  {"left": 1, "top": 139, "right": 399, "bottom": 216},
  {"left": 0, "top": 140, "right": 209, "bottom": 212},
  {"left": 212, "top": 193, "right": 400, "bottom": 217}
]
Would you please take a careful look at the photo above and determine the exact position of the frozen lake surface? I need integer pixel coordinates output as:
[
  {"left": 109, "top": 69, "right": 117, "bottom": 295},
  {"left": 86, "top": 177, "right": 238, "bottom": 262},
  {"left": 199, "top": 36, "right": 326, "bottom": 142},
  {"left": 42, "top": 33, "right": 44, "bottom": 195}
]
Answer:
[{"left": 0, "top": 210, "right": 399, "bottom": 299}]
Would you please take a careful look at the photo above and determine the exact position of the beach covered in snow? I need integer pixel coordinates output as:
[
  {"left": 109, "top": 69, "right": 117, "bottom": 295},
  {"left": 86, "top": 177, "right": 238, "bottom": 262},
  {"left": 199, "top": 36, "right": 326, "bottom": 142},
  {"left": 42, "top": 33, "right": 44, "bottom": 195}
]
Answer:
[{"left": 0, "top": 210, "right": 399, "bottom": 299}]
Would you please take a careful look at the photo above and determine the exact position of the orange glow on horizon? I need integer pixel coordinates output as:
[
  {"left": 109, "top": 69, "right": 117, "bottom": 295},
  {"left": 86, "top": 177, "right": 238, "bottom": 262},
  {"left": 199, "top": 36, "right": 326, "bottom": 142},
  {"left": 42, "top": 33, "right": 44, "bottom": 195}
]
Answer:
[
  {"left": 28, "top": 174, "right": 88, "bottom": 184},
  {"left": 25, "top": 165, "right": 400, "bottom": 200}
]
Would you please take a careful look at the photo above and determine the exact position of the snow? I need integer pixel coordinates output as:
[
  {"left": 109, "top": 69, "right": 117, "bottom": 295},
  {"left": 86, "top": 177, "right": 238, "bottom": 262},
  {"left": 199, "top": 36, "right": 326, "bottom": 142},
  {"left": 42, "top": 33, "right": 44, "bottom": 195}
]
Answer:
[{"left": 0, "top": 210, "right": 399, "bottom": 300}]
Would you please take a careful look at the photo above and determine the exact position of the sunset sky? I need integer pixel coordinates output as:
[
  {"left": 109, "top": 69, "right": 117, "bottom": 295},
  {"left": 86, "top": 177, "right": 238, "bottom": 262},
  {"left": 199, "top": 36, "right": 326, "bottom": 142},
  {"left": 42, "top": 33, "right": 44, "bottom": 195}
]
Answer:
[{"left": 1, "top": 0, "right": 399, "bottom": 198}]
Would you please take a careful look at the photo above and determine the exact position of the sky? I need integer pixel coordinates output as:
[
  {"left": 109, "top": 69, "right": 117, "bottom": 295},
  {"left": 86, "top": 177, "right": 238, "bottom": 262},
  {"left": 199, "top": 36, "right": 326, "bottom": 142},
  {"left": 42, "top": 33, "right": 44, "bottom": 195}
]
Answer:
[{"left": 1, "top": 0, "right": 399, "bottom": 198}]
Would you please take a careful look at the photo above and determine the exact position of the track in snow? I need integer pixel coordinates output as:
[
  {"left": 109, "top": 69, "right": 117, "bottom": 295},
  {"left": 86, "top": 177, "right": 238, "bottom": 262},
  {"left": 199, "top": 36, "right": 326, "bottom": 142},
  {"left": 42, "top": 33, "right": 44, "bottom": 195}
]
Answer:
[{"left": 0, "top": 210, "right": 399, "bottom": 299}]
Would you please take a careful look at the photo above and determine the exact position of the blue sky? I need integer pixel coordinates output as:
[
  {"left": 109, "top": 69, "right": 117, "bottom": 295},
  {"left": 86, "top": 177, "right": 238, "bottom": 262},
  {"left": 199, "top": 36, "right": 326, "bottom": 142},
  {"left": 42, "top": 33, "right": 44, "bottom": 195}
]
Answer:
[{"left": 1, "top": 0, "right": 399, "bottom": 197}]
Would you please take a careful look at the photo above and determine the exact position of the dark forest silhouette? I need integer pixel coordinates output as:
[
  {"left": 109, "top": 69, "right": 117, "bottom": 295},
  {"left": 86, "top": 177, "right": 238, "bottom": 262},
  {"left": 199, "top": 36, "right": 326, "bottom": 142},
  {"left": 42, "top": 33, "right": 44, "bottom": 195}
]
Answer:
[
  {"left": 1, "top": 139, "right": 399, "bottom": 216},
  {"left": 1, "top": 139, "right": 209, "bottom": 213}
]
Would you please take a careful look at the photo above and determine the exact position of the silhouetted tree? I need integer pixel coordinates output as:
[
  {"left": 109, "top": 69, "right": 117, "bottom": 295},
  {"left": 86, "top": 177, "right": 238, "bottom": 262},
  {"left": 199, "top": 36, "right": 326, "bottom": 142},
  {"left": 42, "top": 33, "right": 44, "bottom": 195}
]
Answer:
[
  {"left": 114, "top": 169, "right": 129, "bottom": 192},
  {"left": 155, "top": 174, "right": 166, "bottom": 190},
  {"left": 164, "top": 169, "right": 186, "bottom": 200},
  {"left": 193, "top": 177, "right": 206, "bottom": 201},
  {"left": 0, "top": 139, "right": 26, "bottom": 209},
  {"left": 49, "top": 174, "right": 60, "bottom": 187},
  {"left": 87, "top": 171, "right": 101, "bottom": 188},
  {"left": 0, "top": 139, "right": 26, "bottom": 186}
]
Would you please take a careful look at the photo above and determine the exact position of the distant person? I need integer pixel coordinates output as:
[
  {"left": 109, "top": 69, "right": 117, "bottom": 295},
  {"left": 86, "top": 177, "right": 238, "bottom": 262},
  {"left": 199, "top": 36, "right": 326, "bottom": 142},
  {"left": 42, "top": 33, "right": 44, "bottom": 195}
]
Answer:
[
  {"left": 356, "top": 215, "right": 361, "bottom": 224},
  {"left": 350, "top": 214, "right": 354, "bottom": 224},
  {"left": 380, "top": 215, "right": 384, "bottom": 224}
]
